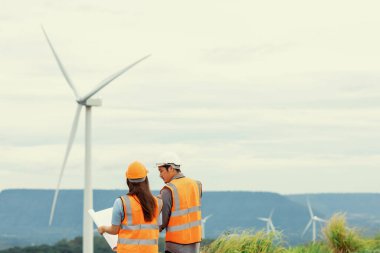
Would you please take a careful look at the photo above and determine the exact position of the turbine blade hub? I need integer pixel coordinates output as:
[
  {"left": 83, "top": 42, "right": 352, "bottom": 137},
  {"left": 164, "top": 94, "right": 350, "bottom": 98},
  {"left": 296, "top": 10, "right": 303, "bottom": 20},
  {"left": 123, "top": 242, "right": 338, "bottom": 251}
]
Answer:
[{"left": 78, "top": 98, "right": 102, "bottom": 107}]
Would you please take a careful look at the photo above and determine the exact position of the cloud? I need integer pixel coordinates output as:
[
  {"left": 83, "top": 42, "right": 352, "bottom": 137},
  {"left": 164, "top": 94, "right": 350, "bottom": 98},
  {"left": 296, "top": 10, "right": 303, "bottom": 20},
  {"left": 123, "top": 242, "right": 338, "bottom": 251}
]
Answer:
[
  {"left": 201, "top": 43, "right": 294, "bottom": 64},
  {"left": 1, "top": 0, "right": 380, "bottom": 193}
]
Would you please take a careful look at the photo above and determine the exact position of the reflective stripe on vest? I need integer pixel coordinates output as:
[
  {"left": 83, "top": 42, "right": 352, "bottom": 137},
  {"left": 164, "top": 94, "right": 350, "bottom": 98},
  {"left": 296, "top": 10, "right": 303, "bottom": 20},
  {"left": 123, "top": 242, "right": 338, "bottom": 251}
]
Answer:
[
  {"left": 171, "top": 206, "right": 201, "bottom": 217},
  {"left": 121, "top": 224, "right": 159, "bottom": 230},
  {"left": 118, "top": 238, "right": 158, "bottom": 245},
  {"left": 166, "top": 220, "right": 202, "bottom": 232}
]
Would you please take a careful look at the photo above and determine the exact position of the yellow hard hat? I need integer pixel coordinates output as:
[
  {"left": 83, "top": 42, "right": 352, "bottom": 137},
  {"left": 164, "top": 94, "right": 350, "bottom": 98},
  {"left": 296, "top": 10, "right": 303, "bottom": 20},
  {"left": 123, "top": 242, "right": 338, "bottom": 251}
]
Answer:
[{"left": 126, "top": 161, "right": 147, "bottom": 183}]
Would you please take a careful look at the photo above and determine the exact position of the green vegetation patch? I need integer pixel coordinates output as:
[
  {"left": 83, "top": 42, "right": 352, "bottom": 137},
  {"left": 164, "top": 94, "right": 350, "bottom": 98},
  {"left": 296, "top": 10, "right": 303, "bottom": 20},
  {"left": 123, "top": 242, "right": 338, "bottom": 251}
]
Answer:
[
  {"left": 203, "top": 230, "right": 285, "bottom": 253},
  {"left": 2, "top": 214, "right": 380, "bottom": 253}
]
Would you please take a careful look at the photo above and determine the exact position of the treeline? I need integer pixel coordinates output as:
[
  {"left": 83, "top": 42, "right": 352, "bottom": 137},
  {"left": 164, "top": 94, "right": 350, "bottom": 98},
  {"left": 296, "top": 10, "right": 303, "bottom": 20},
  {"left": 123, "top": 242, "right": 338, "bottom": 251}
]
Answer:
[
  {"left": 0, "top": 236, "right": 214, "bottom": 253},
  {"left": 0, "top": 237, "right": 115, "bottom": 253}
]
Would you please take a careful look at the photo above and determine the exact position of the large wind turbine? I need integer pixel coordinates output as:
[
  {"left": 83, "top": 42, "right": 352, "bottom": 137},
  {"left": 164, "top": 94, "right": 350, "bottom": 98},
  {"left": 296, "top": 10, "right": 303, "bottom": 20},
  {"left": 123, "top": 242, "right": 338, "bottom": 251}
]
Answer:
[
  {"left": 202, "top": 215, "right": 212, "bottom": 239},
  {"left": 42, "top": 26, "right": 150, "bottom": 253},
  {"left": 302, "top": 199, "right": 326, "bottom": 243},
  {"left": 258, "top": 209, "right": 276, "bottom": 234}
]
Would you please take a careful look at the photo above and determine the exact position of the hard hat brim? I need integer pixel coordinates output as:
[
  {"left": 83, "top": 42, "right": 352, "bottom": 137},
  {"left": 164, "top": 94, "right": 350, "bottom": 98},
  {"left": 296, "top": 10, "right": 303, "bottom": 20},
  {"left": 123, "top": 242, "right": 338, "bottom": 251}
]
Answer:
[
  {"left": 128, "top": 177, "right": 146, "bottom": 183},
  {"left": 156, "top": 162, "right": 180, "bottom": 167}
]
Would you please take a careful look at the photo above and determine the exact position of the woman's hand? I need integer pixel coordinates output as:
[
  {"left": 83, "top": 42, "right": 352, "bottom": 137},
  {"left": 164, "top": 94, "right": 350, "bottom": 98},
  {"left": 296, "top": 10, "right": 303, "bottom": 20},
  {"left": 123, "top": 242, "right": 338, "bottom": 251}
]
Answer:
[
  {"left": 98, "top": 226, "right": 106, "bottom": 235},
  {"left": 98, "top": 225, "right": 120, "bottom": 235}
]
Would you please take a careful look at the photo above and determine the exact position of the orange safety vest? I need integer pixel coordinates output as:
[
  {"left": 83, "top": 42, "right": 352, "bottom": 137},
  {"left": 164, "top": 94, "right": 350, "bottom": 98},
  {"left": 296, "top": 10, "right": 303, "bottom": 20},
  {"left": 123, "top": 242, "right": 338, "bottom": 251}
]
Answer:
[
  {"left": 117, "top": 195, "right": 160, "bottom": 253},
  {"left": 162, "top": 177, "right": 202, "bottom": 244}
]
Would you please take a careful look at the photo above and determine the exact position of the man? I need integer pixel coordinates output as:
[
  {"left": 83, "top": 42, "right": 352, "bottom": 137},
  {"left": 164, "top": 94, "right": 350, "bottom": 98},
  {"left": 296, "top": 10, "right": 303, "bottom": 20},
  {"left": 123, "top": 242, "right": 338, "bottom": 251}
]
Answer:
[{"left": 157, "top": 152, "right": 202, "bottom": 253}]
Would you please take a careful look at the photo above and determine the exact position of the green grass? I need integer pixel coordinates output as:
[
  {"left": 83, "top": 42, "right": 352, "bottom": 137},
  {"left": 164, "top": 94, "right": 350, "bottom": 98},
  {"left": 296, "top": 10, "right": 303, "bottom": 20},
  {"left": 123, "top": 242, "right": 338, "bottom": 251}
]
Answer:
[
  {"left": 2, "top": 214, "right": 380, "bottom": 253},
  {"left": 203, "top": 230, "right": 285, "bottom": 253},
  {"left": 285, "top": 243, "right": 332, "bottom": 253},
  {"left": 357, "top": 234, "right": 380, "bottom": 253},
  {"left": 202, "top": 214, "right": 380, "bottom": 253}
]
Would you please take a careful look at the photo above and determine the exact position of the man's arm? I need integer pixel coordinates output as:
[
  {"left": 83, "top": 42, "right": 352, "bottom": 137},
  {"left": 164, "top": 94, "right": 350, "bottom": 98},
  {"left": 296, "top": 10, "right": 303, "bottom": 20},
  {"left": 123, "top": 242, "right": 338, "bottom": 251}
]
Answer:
[{"left": 159, "top": 187, "right": 172, "bottom": 232}]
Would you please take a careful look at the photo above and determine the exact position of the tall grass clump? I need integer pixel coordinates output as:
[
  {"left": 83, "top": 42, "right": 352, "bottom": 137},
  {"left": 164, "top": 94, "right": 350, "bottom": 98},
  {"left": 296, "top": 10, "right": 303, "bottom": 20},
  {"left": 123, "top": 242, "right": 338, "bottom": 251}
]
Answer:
[
  {"left": 369, "top": 234, "right": 380, "bottom": 251},
  {"left": 285, "top": 242, "right": 331, "bottom": 253},
  {"left": 202, "top": 230, "right": 285, "bottom": 253},
  {"left": 357, "top": 234, "right": 380, "bottom": 253},
  {"left": 323, "top": 213, "right": 363, "bottom": 253}
]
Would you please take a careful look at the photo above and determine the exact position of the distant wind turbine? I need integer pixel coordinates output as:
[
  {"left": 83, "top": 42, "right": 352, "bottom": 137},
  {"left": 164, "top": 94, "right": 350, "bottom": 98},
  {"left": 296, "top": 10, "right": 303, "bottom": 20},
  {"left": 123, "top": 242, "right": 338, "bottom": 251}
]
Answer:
[
  {"left": 302, "top": 199, "right": 326, "bottom": 243},
  {"left": 42, "top": 25, "right": 150, "bottom": 253},
  {"left": 202, "top": 215, "right": 213, "bottom": 239},
  {"left": 258, "top": 209, "right": 276, "bottom": 234}
]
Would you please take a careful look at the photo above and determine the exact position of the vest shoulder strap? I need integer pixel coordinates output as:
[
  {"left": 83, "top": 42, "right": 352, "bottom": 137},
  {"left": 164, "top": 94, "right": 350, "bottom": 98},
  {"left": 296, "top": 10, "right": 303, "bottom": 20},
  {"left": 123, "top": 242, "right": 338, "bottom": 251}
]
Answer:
[
  {"left": 120, "top": 195, "right": 133, "bottom": 225},
  {"left": 119, "top": 195, "right": 126, "bottom": 224}
]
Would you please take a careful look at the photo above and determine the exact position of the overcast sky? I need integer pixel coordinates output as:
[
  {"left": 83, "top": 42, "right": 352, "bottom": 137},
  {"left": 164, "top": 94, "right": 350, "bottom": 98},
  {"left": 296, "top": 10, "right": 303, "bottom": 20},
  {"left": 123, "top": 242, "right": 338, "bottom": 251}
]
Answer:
[{"left": 1, "top": 0, "right": 380, "bottom": 194}]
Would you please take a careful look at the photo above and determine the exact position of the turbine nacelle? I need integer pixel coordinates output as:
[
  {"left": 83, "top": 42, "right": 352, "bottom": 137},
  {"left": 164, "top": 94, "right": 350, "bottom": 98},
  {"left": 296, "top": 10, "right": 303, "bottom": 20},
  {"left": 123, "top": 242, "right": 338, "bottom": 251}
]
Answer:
[
  {"left": 77, "top": 98, "right": 102, "bottom": 107},
  {"left": 313, "top": 216, "right": 326, "bottom": 223}
]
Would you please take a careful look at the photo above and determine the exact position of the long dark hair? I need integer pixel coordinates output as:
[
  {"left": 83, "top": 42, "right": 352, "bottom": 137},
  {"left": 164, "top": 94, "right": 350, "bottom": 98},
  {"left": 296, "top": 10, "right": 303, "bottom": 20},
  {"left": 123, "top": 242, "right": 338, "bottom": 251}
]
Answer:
[{"left": 127, "top": 177, "right": 157, "bottom": 222}]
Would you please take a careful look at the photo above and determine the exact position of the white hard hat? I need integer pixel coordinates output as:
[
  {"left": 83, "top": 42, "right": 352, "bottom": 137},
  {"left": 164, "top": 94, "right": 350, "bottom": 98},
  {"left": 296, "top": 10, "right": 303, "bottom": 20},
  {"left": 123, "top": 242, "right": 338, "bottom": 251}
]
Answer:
[{"left": 156, "top": 152, "right": 181, "bottom": 168}]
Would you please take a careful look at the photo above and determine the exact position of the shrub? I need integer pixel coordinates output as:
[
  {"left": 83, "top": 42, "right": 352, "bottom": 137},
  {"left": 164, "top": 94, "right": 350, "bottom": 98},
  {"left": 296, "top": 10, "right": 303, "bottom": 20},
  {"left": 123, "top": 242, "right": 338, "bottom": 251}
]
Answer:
[{"left": 322, "top": 213, "right": 363, "bottom": 253}]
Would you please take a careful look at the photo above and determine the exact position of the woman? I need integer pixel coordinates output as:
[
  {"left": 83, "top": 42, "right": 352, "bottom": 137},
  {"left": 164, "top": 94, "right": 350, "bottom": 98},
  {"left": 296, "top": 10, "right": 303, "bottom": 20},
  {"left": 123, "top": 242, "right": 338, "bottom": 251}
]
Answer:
[{"left": 98, "top": 161, "right": 162, "bottom": 253}]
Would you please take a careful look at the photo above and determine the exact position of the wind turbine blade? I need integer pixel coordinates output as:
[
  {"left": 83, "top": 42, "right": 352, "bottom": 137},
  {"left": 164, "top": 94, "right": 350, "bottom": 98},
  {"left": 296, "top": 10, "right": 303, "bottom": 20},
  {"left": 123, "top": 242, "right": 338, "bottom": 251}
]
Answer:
[
  {"left": 302, "top": 219, "right": 313, "bottom": 237},
  {"left": 307, "top": 199, "right": 314, "bottom": 218},
  {"left": 79, "top": 54, "right": 151, "bottom": 102},
  {"left": 41, "top": 25, "right": 80, "bottom": 100},
  {"left": 49, "top": 105, "right": 82, "bottom": 225},
  {"left": 203, "top": 215, "right": 212, "bottom": 222},
  {"left": 258, "top": 217, "right": 269, "bottom": 222}
]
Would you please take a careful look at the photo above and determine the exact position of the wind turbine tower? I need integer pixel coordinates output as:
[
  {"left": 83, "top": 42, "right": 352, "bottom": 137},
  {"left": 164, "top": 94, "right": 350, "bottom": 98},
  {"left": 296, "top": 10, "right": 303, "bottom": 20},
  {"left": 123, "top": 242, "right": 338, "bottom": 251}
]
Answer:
[
  {"left": 258, "top": 209, "right": 276, "bottom": 234},
  {"left": 42, "top": 26, "right": 150, "bottom": 253},
  {"left": 302, "top": 199, "right": 326, "bottom": 243}
]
